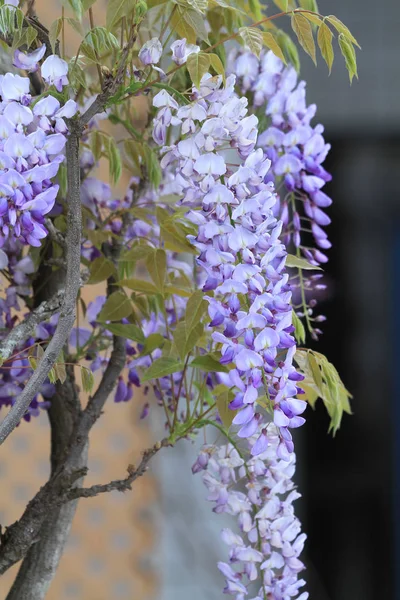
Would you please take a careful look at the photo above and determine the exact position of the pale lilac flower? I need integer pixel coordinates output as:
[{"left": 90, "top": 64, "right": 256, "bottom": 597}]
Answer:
[
  {"left": 41, "top": 55, "right": 69, "bottom": 92},
  {"left": 138, "top": 38, "right": 163, "bottom": 65},
  {"left": 13, "top": 45, "right": 46, "bottom": 73},
  {"left": 171, "top": 38, "right": 200, "bottom": 65}
]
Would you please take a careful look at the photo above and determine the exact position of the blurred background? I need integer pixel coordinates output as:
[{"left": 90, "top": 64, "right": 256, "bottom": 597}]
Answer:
[{"left": 0, "top": 0, "right": 397, "bottom": 599}]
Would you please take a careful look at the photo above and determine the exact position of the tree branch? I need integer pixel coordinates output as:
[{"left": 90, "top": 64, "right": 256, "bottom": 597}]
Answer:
[
  {"left": 67, "top": 439, "right": 169, "bottom": 500},
  {"left": 0, "top": 291, "right": 63, "bottom": 362}
]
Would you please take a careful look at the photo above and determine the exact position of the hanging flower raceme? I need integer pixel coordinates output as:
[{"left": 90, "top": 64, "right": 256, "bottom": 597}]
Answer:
[
  {"left": 0, "top": 66, "right": 76, "bottom": 247},
  {"left": 193, "top": 425, "right": 308, "bottom": 600},
  {"left": 231, "top": 49, "right": 332, "bottom": 336},
  {"left": 153, "top": 74, "right": 306, "bottom": 459}
]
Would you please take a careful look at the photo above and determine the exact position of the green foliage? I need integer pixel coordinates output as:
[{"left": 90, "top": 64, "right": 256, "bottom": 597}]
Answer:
[
  {"left": 81, "top": 366, "right": 95, "bottom": 394},
  {"left": 106, "top": 0, "right": 136, "bottom": 30},
  {"left": 190, "top": 354, "right": 229, "bottom": 373},
  {"left": 292, "top": 310, "right": 306, "bottom": 345},
  {"left": 65, "top": 0, "right": 83, "bottom": 21},
  {"left": 317, "top": 21, "right": 334, "bottom": 73},
  {"left": 107, "top": 138, "right": 122, "bottom": 184},
  {"left": 0, "top": 4, "right": 23, "bottom": 38},
  {"left": 87, "top": 256, "right": 116, "bottom": 284},
  {"left": 141, "top": 357, "right": 184, "bottom": 381},
  {"left": 291, "top": 12, "right": 316, "bottom": 65},
  {"left": 105, "top": 323, "right": 146, "bottom": 343},
  {"left": 81, "top": 27, "right": 119, "bottom": 62},
  {"left": 239, "top": 26, "right": 263, "bottom": 58},
  {"left": 186, "top": 52, "right": 211, "bottom": 87},
  {"left": 338, "top": 33, "right": 358, "bottom": 83},
  {"left": 146, "top": 248, "right": 167, "bottom": 293},
  {"left": 98, "top": 291, "right": 133, "bottom": 321},
  {"left": 295, "top": 349, "right": 352, "bottom": 434},
  {"left": 286, "top": 254, "right": 322, "bottom": 270}
]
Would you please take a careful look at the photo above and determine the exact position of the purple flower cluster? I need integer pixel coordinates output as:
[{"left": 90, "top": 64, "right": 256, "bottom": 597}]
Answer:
[
  {"left": 193, "top": 425, "right": 308, "bottom": 600},
  {"left": 0, "top": 238, "right": 54, "bottom": 420},
  {"left": 232, "top": 50, "right": 332, "bottom": 334},
  {"left": 0, "top": 70, "right": 75, "bottom": 247},
  {"left": 153, "top": 74, "right": 306, "bottom": 457}
]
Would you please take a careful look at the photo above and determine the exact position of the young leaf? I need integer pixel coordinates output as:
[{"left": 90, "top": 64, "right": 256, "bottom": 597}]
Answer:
[
  {"left": 181, "top": 7, "right": 210, "bottom": 43},
  {"left": 327, "top": 15, "right": 360, "bottom": 48},
  {"left": 186, "top": 290, "right": 208, "bottom": 333},
  {"left": 262, "top": 32, "right": 286, "bottom": 63},
  {"left": 54, "top": 352, "right": 67, "bottom": 384},
  {"left": 105, "top": 323, "right": 145, "bottom": 343},
  {"left": 98, "top": 291, "right": 133, "bottom": 321},
  {"left": 301, "top": 12, "right": 322, "bottom": 27},
  {"left": 239, "top": 26, "right": 263, "bottom": 58},
  {"left": 216, "top": 390, "right": 235, "bottom": 430},
  {"left": 338, "top": 34, "right": 358, "bottom": 83},
  {"left": 277, "top": 31, "right": 300, "bottom": 71},
  {"left": 106, "top": 0, "right": 136, "bottom": 31},
  {"left": 286, "top": 254, "right": 322, "bottom": 270},
  {"left": 145, "top": 249, "right": 167, "bottom": 293},
  {"left": 107, "top": 138, "right": 122, "bottom": 184},
  {"left": 141, "top": 357, "right": 184, "bottom": 382},
  {"left": 209, "top": 53, "right": 225, "bottom": 82},
  {"left": 185, "top": 0, "right": 208, "bottom": 13},
  {"left": 142, "top": 146, "right": 161, "bottom": 188},
  {"left": 190, "top": 354, "right": 229, "bottom": 373},
  {"left": 317, "top": 21, "right": 334, "bottom": 73},
  {"left": 291, "top": 12, "right": 316, "bottom": 65},
  {"left": 120, "top": 278, "right": 159, "bottom": 294},
  {"left": 297, "top": 0, "right": 318, "bottom": 11},
  {"left": 81, "top": 366, "right": 95, "bottom": 394},
  {"left": 87, "top": 256, "right": 116, "bottom": 284},
  {"left": 67, "top": 0, "right": 83, "bottom": 20},
  {"left": 292, "top": 310, "right": 306, "bottom": 345},
  {"left": 82, "top": 27, "right": 119, "bottom": 59},
  {"left": 141, "top": 333, "right": 165, "bottom": 356},
  {"left": 186, "top": 52, "right": 211, "bottom": 88}
]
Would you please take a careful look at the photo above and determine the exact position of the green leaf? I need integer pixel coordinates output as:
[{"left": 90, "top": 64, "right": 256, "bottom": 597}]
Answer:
[
  {"left": 66, "top": 17, "right": 84, "bottom": 36},
  {"left": 83, "top": 26, "right": 119, "bottom": 57},
  {"left": 90, "top": 130, "right": 103, "bottom": 161},
  {"left": 54, "top": 352, "right": 67, "bottom": 384},
  {"left": 142, "top": 146, "right": 161, "bottom": 188},
  {"left": 338, "top": 34, "right": 358, "bottom": 83},
  {"left": 146, "top": 249, "right": 167, "bottom": 293},
  {"left": 106, "top": 0, "right": 136, "bottom": 30},
  {"left": 98, "top": 291, "right": 133, "bottom": 321},
  {"left": 239, "top": 26, "right": 263, "bottom": 58},
  {"left": 297, "top": 0, "right": 318, "bottom": 12},
  {"left": 186, "top": 52, "right": 211, "bottom": 88},
  {"left": 82, "top": 0, "right": 97, "bottom": 9},
  {"left": 141, "top": 357, "right": 184, "bottom": 382},
  {"left": 249, "top": 0, "right": 263, "bottom": 20},
  {"left": 262, "top": 32, "right": 286, "bottom": 63},
  {"left": 120, "top": 244, "right": 154, "bottom": 263},
  {"left": 186, "top": 290, "right": 208, "bottom": 333},
  {"left": 317, "top": 20, "right": 334, "bottom": 73},
  {"left": 190, "top": 354, "right": 228, "bottom": 373},
  {"left": 141, "top": 333, "right": 165, "bottom": 356},
  {"left": 81, "top": 366, "right": 95, "bottom": 393},
  {"left": 295, "top": 349, "right": 352, "bottom": 435},
  {"left": 301, "top": 11, "right": 322, "bottom": 26},
  {"left": 286, "top": 254, "right": 322, "bottom": 270},
  {"left": 105, "top": 323, "right": 145, "bottom": 343},
  {"left": 0, "top": 5, "right": 24, "bottom": 37},
  {"left": 292, "top": 310, "right": 306, "bottom": 345},
  {"left": 277, "top": 31, "right": 300, "bottom": 71},
  {"left": 185, "top": 0, "right": 208, "bottom": 13},
  {"left": 180, "top": 6, "right": 209, "bottom": 43},
  {"left": 107, "top": 137, "right": 122, "bottom": 184},
  {"left": 327, "top": 15, "right": 360, "bottom": 48},
  {"left": 88, "top": 256, "right": 116, "bottom": 284},
  {"left": 69, "top": 60, "right": 86, "bottom": 90},
  {"left": 209, "top": 53, "right": 225, "bottom": 82},
  {"left": 120, "top": 278, "right": 159, "bottom": 294},
  {"left": 291, "top": 12, "right": 316, "bottom": 65},
  {"left": 216, "top": 390, "right": 235, "bottom": 430},
  {"left": 307, "top": 350, "right": 323, "bottom": 392},
  {"left": 66, "top": 0, "right": 83, "bottom": 20}
]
